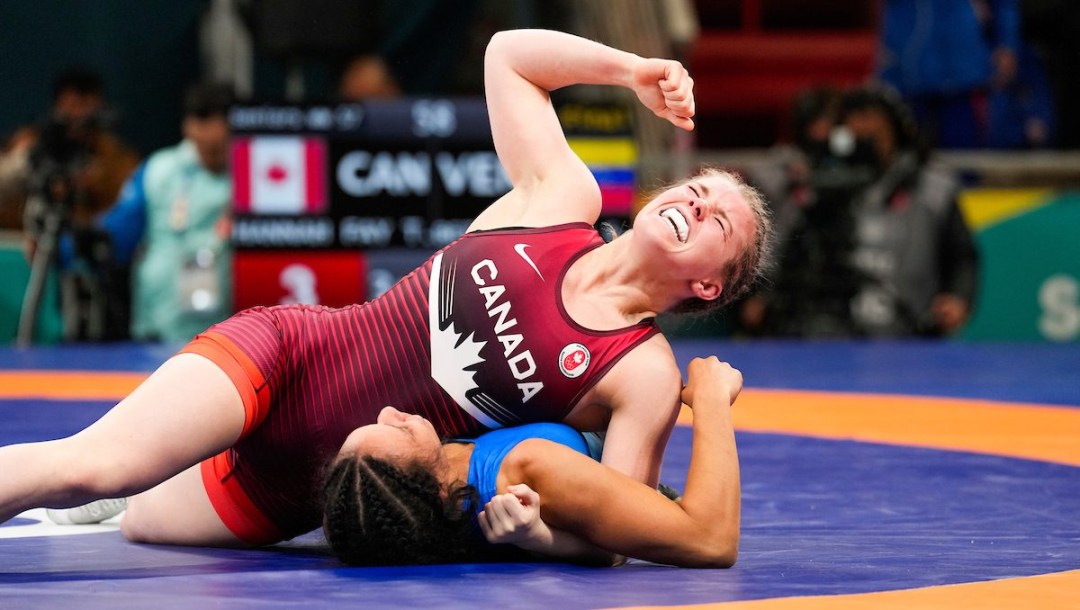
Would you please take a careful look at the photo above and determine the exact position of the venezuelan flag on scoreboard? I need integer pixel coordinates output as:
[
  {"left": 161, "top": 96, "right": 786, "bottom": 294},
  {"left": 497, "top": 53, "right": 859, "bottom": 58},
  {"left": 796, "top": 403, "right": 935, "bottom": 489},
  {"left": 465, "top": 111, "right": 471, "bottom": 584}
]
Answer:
[{"left": 567, "top": 137, "right": 638, "bottom": 216}]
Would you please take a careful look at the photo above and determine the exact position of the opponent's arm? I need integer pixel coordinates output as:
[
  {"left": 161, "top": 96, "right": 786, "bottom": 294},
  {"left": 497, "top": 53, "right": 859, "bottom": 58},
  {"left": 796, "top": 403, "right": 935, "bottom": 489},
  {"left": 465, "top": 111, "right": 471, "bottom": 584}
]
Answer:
[
  {"left": 510, "top": 357, "right": 743, "bottom": 568},
  {"left": 470, "top": 29, "right": 696, "bottom": 231},
  {"left": 478, "top": 483, "right": 620, "bottom": 566}
]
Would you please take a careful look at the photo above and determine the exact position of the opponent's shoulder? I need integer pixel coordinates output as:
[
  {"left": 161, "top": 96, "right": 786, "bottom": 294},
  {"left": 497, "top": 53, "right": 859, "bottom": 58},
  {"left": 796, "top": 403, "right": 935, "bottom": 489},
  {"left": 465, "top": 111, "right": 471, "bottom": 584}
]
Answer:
[{"left": 501, "top": 437, "right": 578, "bottom": 481}]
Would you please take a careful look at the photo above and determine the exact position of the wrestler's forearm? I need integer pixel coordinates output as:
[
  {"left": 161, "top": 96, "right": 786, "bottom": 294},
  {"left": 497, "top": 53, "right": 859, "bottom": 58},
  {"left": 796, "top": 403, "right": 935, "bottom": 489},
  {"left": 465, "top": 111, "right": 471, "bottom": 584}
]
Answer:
[
  {"left": 679, "top": 396, "right": 741, "bottom": 563},
  {"left": 516, "top": 521, "right": 622, "bottom": 566},
  {"left": 486, "top": 29, "right": 639, "bottom": 93},
  {"left": 676, "top": 360, "right": 742, "bottom": 566}
]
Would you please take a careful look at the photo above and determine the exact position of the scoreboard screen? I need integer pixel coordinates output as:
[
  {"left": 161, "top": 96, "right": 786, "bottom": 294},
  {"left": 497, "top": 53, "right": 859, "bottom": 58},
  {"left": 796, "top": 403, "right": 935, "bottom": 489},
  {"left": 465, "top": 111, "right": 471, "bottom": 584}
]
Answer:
[
  {"left": 227, "top": 97, "right": 636, "bottom": 308},
  {"left": 229, "top": 98, "right": 504, "bottom": 250}
]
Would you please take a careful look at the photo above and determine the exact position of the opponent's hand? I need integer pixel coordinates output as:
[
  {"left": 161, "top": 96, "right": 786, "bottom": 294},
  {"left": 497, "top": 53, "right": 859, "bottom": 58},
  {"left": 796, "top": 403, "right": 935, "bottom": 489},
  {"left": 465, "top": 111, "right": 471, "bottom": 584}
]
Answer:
[
  {"left": 681, "top": 356, "right": 742, "bottom": 408},
  {"left": 631, "top": 58, "right": 695, "bottom": 131},
  {"left": 477, "top": 483, "right": 546, "bottom": 546}
]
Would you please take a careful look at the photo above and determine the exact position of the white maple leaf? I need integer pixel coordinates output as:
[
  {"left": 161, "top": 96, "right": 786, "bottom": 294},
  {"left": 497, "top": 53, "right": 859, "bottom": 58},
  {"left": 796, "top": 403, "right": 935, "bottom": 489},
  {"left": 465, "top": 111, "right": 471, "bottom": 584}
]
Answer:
[
  {"left": 427, "top": 253, "right": 499, "bottom": 428},
  {"left": 431, "top": 320, "right": 487, "bottom": 402}
]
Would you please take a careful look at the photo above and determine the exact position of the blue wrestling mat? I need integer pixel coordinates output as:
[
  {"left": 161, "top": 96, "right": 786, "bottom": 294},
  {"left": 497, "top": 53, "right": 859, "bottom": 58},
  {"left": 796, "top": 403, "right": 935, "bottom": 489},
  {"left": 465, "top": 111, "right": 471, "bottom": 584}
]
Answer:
[{"left": 2, "top": 340, "right": 1079, "bottom": 608}]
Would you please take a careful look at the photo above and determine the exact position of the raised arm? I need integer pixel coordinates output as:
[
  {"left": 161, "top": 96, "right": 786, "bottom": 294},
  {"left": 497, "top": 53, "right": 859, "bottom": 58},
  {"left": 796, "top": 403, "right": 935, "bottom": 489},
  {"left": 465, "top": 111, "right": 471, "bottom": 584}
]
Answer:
[
  {"left": 504, "top": 357, "right": 743, "bottom": 568},
  {"left": 469, "top": 29, "right": 696, "bottom": 231}
]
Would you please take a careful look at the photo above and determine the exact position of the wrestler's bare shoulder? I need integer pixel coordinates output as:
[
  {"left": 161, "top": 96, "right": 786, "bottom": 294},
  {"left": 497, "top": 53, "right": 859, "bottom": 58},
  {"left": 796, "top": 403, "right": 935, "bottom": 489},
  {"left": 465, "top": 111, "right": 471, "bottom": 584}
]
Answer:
[
  {"left": 601, "top": 335, "right": 680, "bottom": 396},
  {"left": 565, "top": 334, "right": 679, "bottom": 427}
]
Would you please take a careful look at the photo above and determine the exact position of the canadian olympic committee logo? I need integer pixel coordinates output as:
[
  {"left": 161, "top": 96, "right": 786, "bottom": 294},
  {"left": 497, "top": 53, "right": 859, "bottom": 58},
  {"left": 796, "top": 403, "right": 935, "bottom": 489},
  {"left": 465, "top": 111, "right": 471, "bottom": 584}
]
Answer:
[{"left": 558, "top": 343, "right": 591, "bottom": 379}]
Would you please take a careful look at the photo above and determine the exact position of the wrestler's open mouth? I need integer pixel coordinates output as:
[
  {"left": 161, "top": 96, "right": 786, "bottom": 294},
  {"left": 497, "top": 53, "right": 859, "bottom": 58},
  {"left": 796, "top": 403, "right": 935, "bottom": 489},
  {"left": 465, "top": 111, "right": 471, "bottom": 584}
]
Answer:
[{"left": 660, "top": 208, "right": 689, "bottom": 243}]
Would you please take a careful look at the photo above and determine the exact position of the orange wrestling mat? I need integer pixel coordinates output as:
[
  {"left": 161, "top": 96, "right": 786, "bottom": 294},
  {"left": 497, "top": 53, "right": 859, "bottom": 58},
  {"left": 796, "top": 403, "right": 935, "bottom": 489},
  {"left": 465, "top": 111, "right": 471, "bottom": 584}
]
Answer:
[{"left": 621, "top": 570, "right": 1080, "bottom": 610}]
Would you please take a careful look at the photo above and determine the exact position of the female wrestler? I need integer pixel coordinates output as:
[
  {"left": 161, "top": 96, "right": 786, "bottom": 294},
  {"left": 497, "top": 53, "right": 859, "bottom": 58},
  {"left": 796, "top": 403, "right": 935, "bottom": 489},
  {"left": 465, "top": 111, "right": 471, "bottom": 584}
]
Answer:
[
  {"left": 323, "top": 357, "right": 742, "bottom": 568},
  {"left": 0, "top": 29, "right": 771, "bottom": 547}
]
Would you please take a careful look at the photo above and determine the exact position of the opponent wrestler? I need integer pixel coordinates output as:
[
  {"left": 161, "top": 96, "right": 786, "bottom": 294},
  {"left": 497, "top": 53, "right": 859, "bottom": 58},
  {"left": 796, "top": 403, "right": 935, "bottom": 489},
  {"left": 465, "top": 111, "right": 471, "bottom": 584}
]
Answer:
[
  {"left": 0, "top": 29, "right": 771, "bottom": 547},
  {"left": 323, "top": 357, "right": 742, "bottom": 568}
]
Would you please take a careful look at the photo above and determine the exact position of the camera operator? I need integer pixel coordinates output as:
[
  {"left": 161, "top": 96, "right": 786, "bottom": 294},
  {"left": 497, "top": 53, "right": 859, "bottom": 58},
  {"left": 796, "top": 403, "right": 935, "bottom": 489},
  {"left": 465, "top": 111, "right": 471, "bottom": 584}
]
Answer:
[
  {"left": 742, "top": 85, "right": 979, "bottom": 338},
  {"left": 1, "top": 68, "right": 138, "bottom": 242},
  {"left": 4, "top": 67, "right": 140, "bottom": 343}
]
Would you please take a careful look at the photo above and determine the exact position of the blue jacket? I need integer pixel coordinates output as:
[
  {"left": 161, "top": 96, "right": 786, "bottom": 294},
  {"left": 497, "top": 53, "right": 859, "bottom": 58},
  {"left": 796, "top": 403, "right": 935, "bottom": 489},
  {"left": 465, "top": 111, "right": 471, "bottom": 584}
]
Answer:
[{"left": 879, "top": 0, "right": 1020, "bottom": 96}]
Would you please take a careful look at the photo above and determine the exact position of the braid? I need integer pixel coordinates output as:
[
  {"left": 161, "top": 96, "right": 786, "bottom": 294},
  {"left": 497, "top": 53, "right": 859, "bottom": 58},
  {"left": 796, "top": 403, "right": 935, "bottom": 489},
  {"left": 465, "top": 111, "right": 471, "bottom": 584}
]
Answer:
[
  {"left": 322, "top": 459, "right": 367, "bottom": 562},
  {"left": 322, "top": 455, "right": 479, "bottom": 566}
]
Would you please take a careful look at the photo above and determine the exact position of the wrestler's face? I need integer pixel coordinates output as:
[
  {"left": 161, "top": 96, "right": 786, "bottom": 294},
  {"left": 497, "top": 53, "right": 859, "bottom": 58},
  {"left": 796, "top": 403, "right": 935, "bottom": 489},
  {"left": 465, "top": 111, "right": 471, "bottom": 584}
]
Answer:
[
  {"left": 633, "top": 174, "right": 756, "bottom": 302},
  {"left": 339, "top": 407, "right": 444, "bottom": 468}
]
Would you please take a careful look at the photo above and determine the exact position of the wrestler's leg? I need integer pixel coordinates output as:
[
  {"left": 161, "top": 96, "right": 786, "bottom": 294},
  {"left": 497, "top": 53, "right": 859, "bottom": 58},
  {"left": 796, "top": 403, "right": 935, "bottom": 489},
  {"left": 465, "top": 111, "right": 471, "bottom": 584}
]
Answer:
[
  {"left": 121, "top": 463, "right": 244, "bottom": 547},
  {"left": 0, "top": 353, "right": 245, "bottom": 523}
]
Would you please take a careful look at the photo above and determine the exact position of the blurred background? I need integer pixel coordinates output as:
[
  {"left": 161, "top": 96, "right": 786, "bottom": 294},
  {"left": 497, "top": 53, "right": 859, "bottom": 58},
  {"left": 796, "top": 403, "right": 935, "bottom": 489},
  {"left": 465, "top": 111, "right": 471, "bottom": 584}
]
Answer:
[{"left": 1, "top": 0, "right": 1078, "bottom": 345}]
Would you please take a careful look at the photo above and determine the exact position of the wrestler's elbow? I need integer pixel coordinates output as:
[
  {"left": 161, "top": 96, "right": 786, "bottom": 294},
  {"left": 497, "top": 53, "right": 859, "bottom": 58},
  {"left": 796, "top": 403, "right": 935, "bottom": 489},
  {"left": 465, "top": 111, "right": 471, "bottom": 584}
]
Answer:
[
  {"left": 685, "top": 526, "right": 739, "bottom": 568},
  {"left": 704, "top": 538, "right": 739, "bottom": 569},
  {"left": 485, "top": 30, "right": 514, "bottom": 63}
]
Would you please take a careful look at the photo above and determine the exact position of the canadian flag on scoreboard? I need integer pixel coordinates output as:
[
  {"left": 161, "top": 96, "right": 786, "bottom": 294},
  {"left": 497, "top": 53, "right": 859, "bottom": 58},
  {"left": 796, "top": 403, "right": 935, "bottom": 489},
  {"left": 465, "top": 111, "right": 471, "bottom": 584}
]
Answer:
[{"left": 232, "top": 136, "right": 327, "bottom": 214}]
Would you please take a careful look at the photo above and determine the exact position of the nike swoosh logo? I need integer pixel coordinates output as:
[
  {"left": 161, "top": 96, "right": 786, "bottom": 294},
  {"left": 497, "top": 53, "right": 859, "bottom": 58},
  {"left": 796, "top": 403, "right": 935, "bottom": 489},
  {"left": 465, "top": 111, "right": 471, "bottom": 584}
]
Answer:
[{"left": 514, "top": 243, "right": 544, "bottom": 280}]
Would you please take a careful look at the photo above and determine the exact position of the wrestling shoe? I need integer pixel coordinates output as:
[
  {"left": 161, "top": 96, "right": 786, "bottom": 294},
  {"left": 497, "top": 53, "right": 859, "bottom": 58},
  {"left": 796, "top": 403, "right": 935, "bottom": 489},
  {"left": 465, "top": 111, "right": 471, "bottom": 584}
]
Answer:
[{"left": 46, "top": 498, "right": 127, "bottom": 525}]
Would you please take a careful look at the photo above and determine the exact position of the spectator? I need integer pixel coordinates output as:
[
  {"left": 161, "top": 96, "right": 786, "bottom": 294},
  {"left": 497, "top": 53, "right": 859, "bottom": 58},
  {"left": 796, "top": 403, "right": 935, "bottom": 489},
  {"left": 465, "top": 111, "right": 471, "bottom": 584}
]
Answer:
[
  {"left": 338, "top": 55, "right": 402, "bottom": 100},
  {"left": 877, "top": 0, "right": 1020, "bottom": 149},
  {"left": 239, "top": 0, "right": 480, "bottom": 101},
  {"left": 336, "top": 0, "right": 481, "bottom": 99},
  {"left": 95, "top": 82, "right": 235, "bottom": 342},
  {"left": 743, "top": 86, "right": 979, "bottom": 338},
  {"left": 987, "top": 41, "right": 1056, "bottom": 149},
  {"left": 1022, "top": 0, "right": 1080, "bottom": 148}
]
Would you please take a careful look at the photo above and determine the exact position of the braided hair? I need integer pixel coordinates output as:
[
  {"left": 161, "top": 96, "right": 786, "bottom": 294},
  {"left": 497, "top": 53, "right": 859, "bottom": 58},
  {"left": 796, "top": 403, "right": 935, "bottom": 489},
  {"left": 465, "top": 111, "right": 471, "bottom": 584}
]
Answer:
[{"left": 322, "top": 454, "right": 479, "bottom": 566}]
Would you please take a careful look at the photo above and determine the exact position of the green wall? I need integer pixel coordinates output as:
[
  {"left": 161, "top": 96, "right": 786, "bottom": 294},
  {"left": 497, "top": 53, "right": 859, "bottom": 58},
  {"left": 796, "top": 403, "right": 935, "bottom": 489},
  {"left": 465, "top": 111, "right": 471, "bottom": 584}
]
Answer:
[{"left": 960, "top": 190, "right": 1080, "bottom": 342}]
